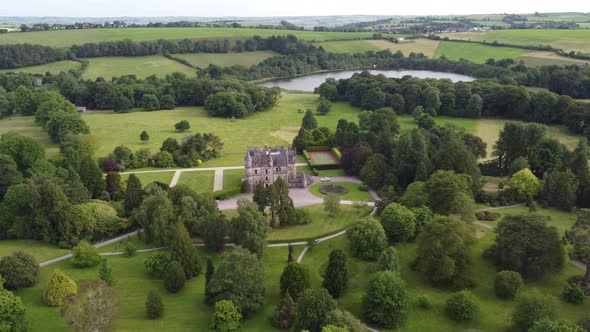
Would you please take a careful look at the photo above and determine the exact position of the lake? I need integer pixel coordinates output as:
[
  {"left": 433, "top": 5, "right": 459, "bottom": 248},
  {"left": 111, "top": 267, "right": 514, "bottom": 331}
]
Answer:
[{"left": 258, "top": 69, "right": 475, "bottom": 91}]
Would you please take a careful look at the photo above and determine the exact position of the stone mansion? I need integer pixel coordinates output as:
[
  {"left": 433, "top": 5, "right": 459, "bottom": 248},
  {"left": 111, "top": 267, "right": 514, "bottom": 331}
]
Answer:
[{"left": 244, "top": 145, "right": 312, "bottom": 192}]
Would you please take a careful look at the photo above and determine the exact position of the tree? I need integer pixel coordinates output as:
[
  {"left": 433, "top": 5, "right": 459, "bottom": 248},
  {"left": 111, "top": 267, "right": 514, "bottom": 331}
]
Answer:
[
  {"left": 210, "top": 300, "right": 242, "bottom": 332},
  {"left": 61, "top": 280, "right": 119, "bottom": 332},
  {"left": 316, "top": 97, "right": 332, "bottom": 115},
  {"left": 230, "top": 199, "right": 270, "bottom": 258},
  {"left": 144, "top": 253, "right": 172, "bottom": 279},
  {"left": 347, "top": 217, "right": 387, "bottom": 261},
  {"left": 140, "top": 130, "right": 150, "bottom": 142},
  {"left": 269, "top": 177, "right": 294, "bottom": 227},
  {"left": 163, "top": 261, "right": 186, "bottom": 293},
  {"left": 0, "top": 154, "right": 22, "bottom": 199},
  {"left": 112, "top": 92, "right": 133, "bottom": 113},
  {"left": 512, "top": 291, "right": 558, "bottom": 332},
  {"left": 464, "top": 94, "right": 483, "bottom": 118},
  {"left": 0, "top": 251, "right": 39, "bottom": 290},
  {"left": 541, "top": 170, "right": 578, "bottom": 211},
  {"left": 292, "top": 127, "right": 313, "bottom": 154},
  {"left": 302, "top": 109, "right": 318, "bottom": 130},
  {"left": 124, "top": 173, "right": 143, "bottom": 216},
  {"left": 272, "top": 291, "right": 297, "bottom": 329},
  {"left": 445, "top": 290, "right": 479, "bottom": 322},
  {"left": 569, "top": 140, "right": 590, "bottom": 207},
  {"left": 0, "top": 287, "right": 27, "bottom": 331},
  {"left": 380, "top": 203, "right": 416, "bottom": 243},
  {"left": 146, "top": 290, "right": 164, "bottom": 319},
  {"left": 508, "top": 168, "right": 542, "bottom": 202},
  {"left": 494, "top": 271, "right": 523, "bottom": 300},
  {"left": 78, "top": 156, "right": 104, "bottom": 198},
  {"left": 425, "top": 170, "right": 473, "bottom": 215},
  {"left": 160, "top": 94, "right": 176, "bottom": 110},
  {"left": 205, "top": 258, "right": 215, "bottom": 286},
  {"left": 324, "top": 309, "right": 365, "bottom": 332},
  {"left": 566, "top": 209, "right": 590, "bottom": 286},
  {"left": 375, "top": 247, "right": 399, "bottom": 272},
  {"left": 71, "top": 241, "right": 101, "bottom": 268},
  {"left": 323, "top": 249, "right": 349, "bottom": 298},
  {"left": 0, "top": 133, "right": 45, "bottom": 173},
  {"left": 486, "top": 215, "right": 564, "bottom": 279},
  {"left": 400, "top": 181, "right": 428, "bottom": 208},
  {"left": 105, "top": 171, "right": 122, "bottom": 193},
  {"left": 414, "top": 216, "right": 475, "bottom": 289},
  {"left": 135, "top": 191, "right": 176, "bottom": 245},
  {"left": 323, "top": 193, "right": 341, "bottom": 217},
  {"left": 157, "top": 151, "right": 174, "bottom": 168},
  {"left": 280, "top": 262, "right": 311, "bottom": 301},
  {"left": 362, "top": 271, "right": 409, "bottom": 329},
  {"left": 170, "top": 223, "right": 202, "bottom": 279},
  {"left": 141, "top": 94, "right": 160, "bottom": 111},
  {"left": 43, "top": 269, "right": 77, "bottom": 307},
  {"left": 529, "top": 318, "right": 585, "bottom": 332},
  {"left": 13, "top": 86, "right": 36, "bottom": 115},
  {"left": 509, "top": 156, "right": 529, "bottom": 176},
  {"left": 98, "top": 258, "right": 114, "bottom": 286},
  {"left": 174, "top": 120, "right": 191, "bottom": 132},
  {"left": 360, "top": 153, "right": 390, "bottom": 189},
  {"left": 294, "top": 288, "right": 336, "bottom": 332},
  {"left": 205, "top": 247, "right": 265, "bottom": 317},
  {"left": 202, "top": 215, "right": 226, "bottom": 252},
  {"left": 252, "top": 182, "right": 268, "bottom": 213}
]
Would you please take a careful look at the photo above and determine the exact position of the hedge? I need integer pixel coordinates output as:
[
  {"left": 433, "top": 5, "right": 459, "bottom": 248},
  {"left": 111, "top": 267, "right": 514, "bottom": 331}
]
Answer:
[{"left": 213, "top": 187, "right": 242, "bottom": 200}]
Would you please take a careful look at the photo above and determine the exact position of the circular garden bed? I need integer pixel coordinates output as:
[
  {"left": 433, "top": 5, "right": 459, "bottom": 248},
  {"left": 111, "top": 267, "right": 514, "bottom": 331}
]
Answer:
[{"left": 318, "top": 184, "right": 349, "bottom": 195}]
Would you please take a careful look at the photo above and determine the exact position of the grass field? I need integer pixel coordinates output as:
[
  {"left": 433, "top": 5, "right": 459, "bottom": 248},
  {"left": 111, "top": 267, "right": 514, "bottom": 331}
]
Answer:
[
  {"left": 435, "top": 41, "right": 530, "bottom": 63},
  {"left": 222, "top": 169, "right": 244, "bottom": 191},
  {"left": 176, "top": 171, "right": 215, "bottom": 193},
  {"left": 309, "top": 182, "right": 374, "bottom": 202},
  {"left": 174, "top": 51, "right": 276, "bottom": 68},
  {"left": 0, "top": 60, "right": 81, "bottom": 75},
  {"left": 82, "top": 56, "right": 195, "bottom": 80},
  {"left": 515, "top": 51, "right": 590, "bottom": 67},
  {"left": 0, "top": 240, "right": 70, "bottom": 263},
  {"left": 121, "top": 172, "right": 175, "bottom": 187},
  {"left": 0, "top": 115, "right": 60, "bottom": 157},
  {"left": 0, "top": 28, "right": 378, "bottom": 48},
  {"left": 440, "top": 29, "right": 590, "bottom": 53},
  {"left": 478, "top": 205, "right": 578, "bottom": 235},
  {"left": 316, "top": 39, "right": 440, "bottom": 57}
]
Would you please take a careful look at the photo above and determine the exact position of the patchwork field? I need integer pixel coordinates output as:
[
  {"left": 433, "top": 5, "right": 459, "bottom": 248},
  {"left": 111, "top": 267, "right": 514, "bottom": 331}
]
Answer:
[
  {"left": 0, "top": 28, "right": 378, "bottom": 48},
  {"left": 0, "top": 60, "right": 81, "bottom": 74},
  {"left": 81, "top": 56, "right": 195, "bottom": 80},
  {"left": 173, "top": 51, "right": 276, "bottom": 68},
  {"left": 440, "top": 29, "right": 590, "bottom": 53},
  {"left": 435, "top": 41, "right": 529, "bottom": 63},
  {"left": 317, "top": 39, "right": 440, "bottom": 57},
  {"left": 515, "top": 51, "right": 590, "bottom": 67}
]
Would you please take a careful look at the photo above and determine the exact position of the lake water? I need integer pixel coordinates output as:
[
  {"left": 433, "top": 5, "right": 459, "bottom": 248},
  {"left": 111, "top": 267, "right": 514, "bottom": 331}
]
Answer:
[{"left": 258, "top": 69, "right": 475, "bottom": 91}]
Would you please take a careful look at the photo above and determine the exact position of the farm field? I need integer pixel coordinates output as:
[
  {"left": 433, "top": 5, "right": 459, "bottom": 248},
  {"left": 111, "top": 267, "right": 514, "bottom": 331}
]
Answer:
[
  {"left": 435, "top": 41, "right": 529, "bottom": 63},
  {"left": 174, "top": 51, "right": 276, "bottom": 68},
  {"left": 515, "top": 51, "right": 590, "bottom": 67},
  {"left": 0, "top": 60, "right": 81, "bottom": 74},
  {"left": 81, "top": 56, "right": 195, "bottom": 80},
  {"left": 316, "top": 39, "right": 440, "bottom": 57},
  {"left": 0, "top": 27, "right": 378, "bottom": 48},
  {"left": 440, "top": 29, "right": 590, "bottom": 53},
  {"left": 176, "top": 171, "right": 215, "bottom": 193}
]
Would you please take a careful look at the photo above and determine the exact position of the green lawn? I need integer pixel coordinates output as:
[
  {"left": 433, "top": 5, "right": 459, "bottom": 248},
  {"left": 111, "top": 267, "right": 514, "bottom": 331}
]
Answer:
[
  {"left": 121, "top": 172, "right": 175, "bottom": 187},
  {"left": 0, "top": 60, "right": 81, "bottom": 75},
  {"left": 435, "top": 41, "right": 530, "bottom": 63},
  {"left": 176, "top": 171, "right": 215, "bottom": 193},
  {"left": 0, "top": 240, "right": 70, "bottom": 263},
  {"left": 309, "top": 182, "right": 374, "bottom": 202},
  {"left": 0, "top": 28, "right": 377, "bottom": 48},
  {"left": 440, "top": 29, "right": 590, "bottom": 53},
  {"left": 222, "top": 169, "right": 244, "bottom": 191},
  {"left": 316, "top": 39, "right": 440, "bottom": 57},
  {"left": 479, "top": 205, "right": 578, "bottom": 235},
  {"left": 82, "top": 56, "right": 195, "bottom": 80},
  {"left": 0, "top": 115, "right": 60, "bottom": 157},
  {"left": 174, "top": 51, "right": 276, "bottom": 68}
]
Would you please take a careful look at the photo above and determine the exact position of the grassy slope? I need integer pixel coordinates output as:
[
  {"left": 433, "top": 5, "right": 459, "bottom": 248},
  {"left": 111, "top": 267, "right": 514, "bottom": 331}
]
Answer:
[
  {"left": 82, "top": 56, "right": 195, "bottom": 80},
  {"left": 176, "top": 171, "right": 215, "bottom": 193},
  {"left": 0, "top": 28, "right": 377, "bottom": 48},
  {"left": 0, "top": 115, "right": 60, "bottom": 157},
  {"left": 309, "top": 182, "right": 374, "bottom": 202},
  {"left": 316, "top": 39, "right": 440, "bottom": 57},
  {"left": 440, "top": 29, "right": 590, "bottom": 53},
  {"left": 0, "top": 60, "right": 81, "bottom": 74},
  {"left": 174, "top": 51, "right": 276, "bottom": 68},
  {"left": 435, "top": 41, "right": 529, "bottom": 63}
]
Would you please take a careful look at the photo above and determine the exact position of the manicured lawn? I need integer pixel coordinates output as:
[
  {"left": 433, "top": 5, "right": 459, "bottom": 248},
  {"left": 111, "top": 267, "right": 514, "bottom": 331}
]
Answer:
[
  {"left": 316, "top": 39, "right": 440, "bottom": 57},
  {"left": 435, "top": 41, "right": 529, "bottom": 63},
  {"left": 176, "top": 171, "right": 215, "bottom": 193},
  {"left": 222, "top": 169, "right": 244, "bottom": 191},
  {"left": 0, "top": 27, "right": 377, "bottom": 48},
  {"left": 309, "top": 182, "right": 374, "bottom": 202},
  {"left": 481, "top": 205, "right": 578, "bottom": 235},
  {"left": 0, "top": 240, "right": 70, "bottom": 263},
  {"left": 121, "top": 172, "right": 175, "bottom": 187},
  {"left": 0, "top": 115, "right": 60, "bottom": 157},
  {"left": 174, "top": 51, "right": 276, "bottom": 68},
  {"left": 0, "top": 60, "right": 81, "bottom": 74},
  {"left": 440, "top": 29, "right": 590, "bottom": 53},
  {"left": 82, "top": 56, "right": 195, "bottom": 80}
]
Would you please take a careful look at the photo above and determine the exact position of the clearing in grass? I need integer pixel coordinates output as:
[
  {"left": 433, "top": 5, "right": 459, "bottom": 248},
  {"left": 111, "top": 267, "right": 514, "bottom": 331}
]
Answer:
[{"left": 82, "top": 56, "right": 195, "bottom": 80}]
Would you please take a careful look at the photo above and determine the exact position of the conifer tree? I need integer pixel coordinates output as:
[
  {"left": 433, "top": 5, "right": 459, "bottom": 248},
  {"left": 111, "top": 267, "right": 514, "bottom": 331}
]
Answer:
[
  {"left": 170, "top": 224, "right": 202, "bottom": 279},
  {"left": 124, "top": 173, "right": 143, "bottom": 216},
  {"left": 322, "top": 249, "right": 349, "bottom": 298}
]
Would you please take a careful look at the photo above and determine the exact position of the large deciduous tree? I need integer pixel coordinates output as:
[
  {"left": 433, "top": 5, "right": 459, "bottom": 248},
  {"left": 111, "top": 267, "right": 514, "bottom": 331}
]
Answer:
[
  {"left": 346, "top": 217, "right": 387, "bottom": 261},
  {"left": 134, "top": 191, "right": 176, "bottom": 245},
  {"left": 230, "top": 199, "right": 270, "bottom": 258},
  {"left": 362, "top": 271, "right": 409, "bottom": 329}
]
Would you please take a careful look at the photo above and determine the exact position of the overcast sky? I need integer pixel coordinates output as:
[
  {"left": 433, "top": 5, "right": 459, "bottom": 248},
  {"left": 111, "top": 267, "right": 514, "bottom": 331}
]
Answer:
[{"left": 2, "top": 0, "right": 589, "bottom": 17}]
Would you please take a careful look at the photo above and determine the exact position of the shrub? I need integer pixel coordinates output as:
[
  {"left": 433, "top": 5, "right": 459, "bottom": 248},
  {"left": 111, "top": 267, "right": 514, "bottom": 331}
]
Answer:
[
  {"left": 124, "top": 241, "right": 137, "bottom": 257},
  {"left": 324, "top": 309, "right": 365, "bottom": 332},
  {"left": 71, "top": 241, "right": 101, "bottom": 268},
  {"left": 0, "top": 251, "right": 39, "bottom": 290},
  {"left": 146, "top": 290, "right": 164, "bottom": 319},
  {"left": 280, "top": 262, "right": 311, "bottom": 301},
  {"left": 362, "top": 271, "right": 409, "bottom": 328},
  {"left": 475, "top": 211, "right": 502, "bottom": 221},
  {"left": 494, "top": 271, "right": 524, "bottom": 300},
  {"left": 380, "top": 203, "right": 416, "bottom": 242},
  {"left": 529, "top": 318, "right": 586, "bottom": 332},
  {"left": 0, "top": 288, "right": 27, "bottom": 331},
  {"left": 375, "top": 247, "right": 399, "bottom": 272},
  {"left": 562, "top": 284, "right": 585, "bottom": 304},
  {"left": 286, "top": 208, "right": 312, "bottom": 225},
  {"left": 272, "top": 292, "right": 297, "bottom": 329},
  {"left": 347, "top": 217, "right": 387, "bottom": 261},
  {"left": 417, "top": 295, "right": 432, "bottom": 309},
  {"left": 512, "top": 291, "right": 558, "bottom": 331},
  {"left": 210, "top": 300, "right": 242, "bottom": 332},
  {"left": 163, "top": 261, "right": 185, "bottom": 293},
  {"left": 174, "top": 120, "right": 191, "bottom": 132},
  {"left": 144, "top": 253, "right": 171, "bottom": 279},
  {"left": 43, "top": 270, "right": 77, "bottom": 307},
  {"left": 445, "top": 290, "right": 479, "bottom": 322},
  {"left": 294, "top": 288, "right": 336, "bottom": 332},
  {"left": 98, "top": 258, "right": 114, "bottom": 286}
]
